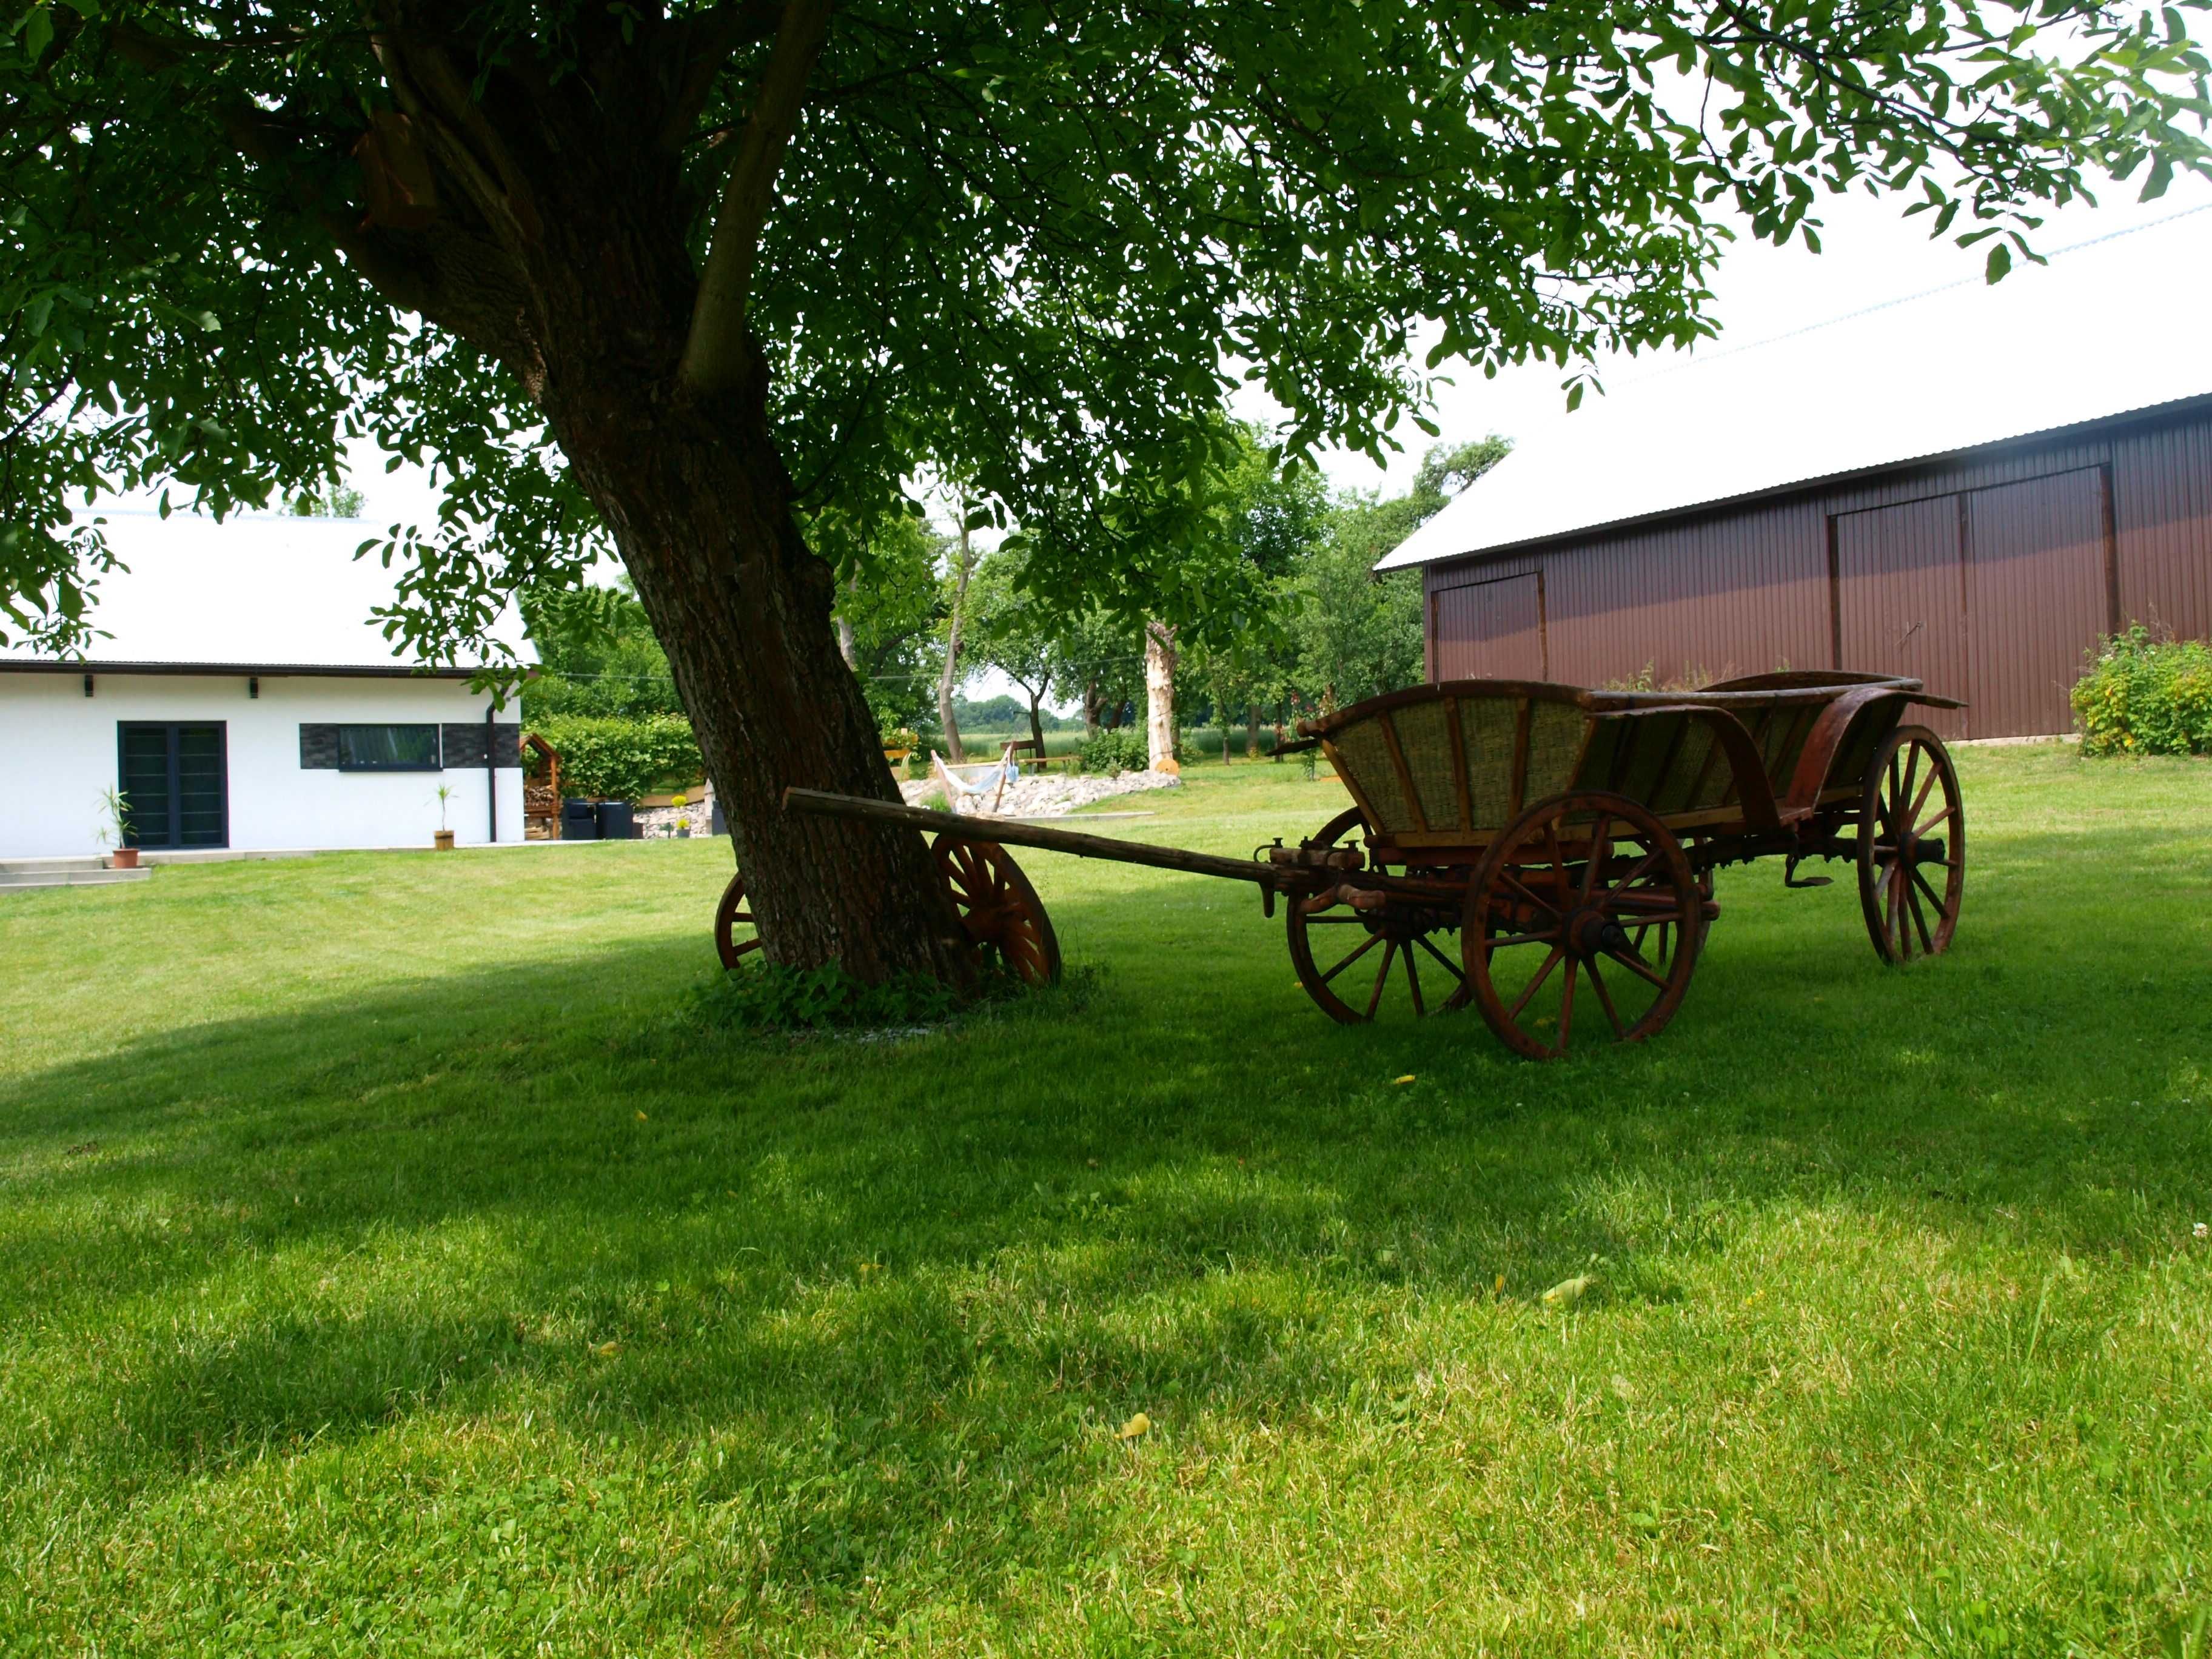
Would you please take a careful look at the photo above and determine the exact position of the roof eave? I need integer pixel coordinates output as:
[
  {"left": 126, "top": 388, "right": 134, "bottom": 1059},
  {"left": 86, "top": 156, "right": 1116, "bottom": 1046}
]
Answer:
[{"left": 1380, "top": 387, "right": 2212, "bottom": 575}]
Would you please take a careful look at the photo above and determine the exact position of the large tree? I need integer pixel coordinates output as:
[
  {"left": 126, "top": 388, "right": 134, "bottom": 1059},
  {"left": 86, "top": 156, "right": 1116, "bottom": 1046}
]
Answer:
[{"left": 4, "top": 1, "right": 2205, "bottom": 981}]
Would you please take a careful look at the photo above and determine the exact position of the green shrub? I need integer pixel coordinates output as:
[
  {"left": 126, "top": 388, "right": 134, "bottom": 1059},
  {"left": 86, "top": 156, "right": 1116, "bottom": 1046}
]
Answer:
[
  {"left": 1077, "top": 729, "right": 1153, "bottom": 774},
  {"left": 2071, "top": 627, "right": 2212, "bottom": 757},
  {"left": 531, "top": 714, "right": 705, "bottom": 800}
]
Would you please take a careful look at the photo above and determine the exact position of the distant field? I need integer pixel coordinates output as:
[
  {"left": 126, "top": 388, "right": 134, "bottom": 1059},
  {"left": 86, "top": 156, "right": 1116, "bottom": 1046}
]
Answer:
[{"left": 2, "top": 744, "right": 2208, "bottom": 1654}]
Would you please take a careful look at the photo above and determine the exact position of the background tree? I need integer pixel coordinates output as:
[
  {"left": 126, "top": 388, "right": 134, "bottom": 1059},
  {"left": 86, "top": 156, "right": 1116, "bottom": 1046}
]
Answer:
[
  {"left": 965, "top": 548, "right": 1059, "bottom": 755},
  {"left": 1290, "top": 437, "right": 1513, "bottom": 710},
  {"left": 828, "top": 511, "right": 946, "bottom": 736},
  {"left": 6, "top": 2, "right": 2206, "bottom": 982}
]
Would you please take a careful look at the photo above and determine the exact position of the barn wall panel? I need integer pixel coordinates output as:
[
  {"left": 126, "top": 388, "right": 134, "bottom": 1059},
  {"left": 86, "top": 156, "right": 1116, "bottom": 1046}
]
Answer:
[
  {"left": 1424, "top": 401, "right": 2212, "bottom": 738},
  {"left": 2111, "top": 418, "right": 2212, "bottom": 642},
  {"left": 1964, "top": 468, "right": 2111, "bottom": 739}
]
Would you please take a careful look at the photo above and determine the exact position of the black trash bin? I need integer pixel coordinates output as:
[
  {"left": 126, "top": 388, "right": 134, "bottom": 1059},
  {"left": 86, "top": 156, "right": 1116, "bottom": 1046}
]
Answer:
[
  {"left": 595, "top": 800, "right": 637, "bottom": 842},
  {"left": 560, "top": 798, "right": 599, "bottom": 841}
]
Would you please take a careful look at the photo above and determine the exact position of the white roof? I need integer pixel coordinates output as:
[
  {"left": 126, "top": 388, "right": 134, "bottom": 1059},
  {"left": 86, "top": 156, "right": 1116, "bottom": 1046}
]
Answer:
[
  {"left": 1378, "top": 205, "right": 2212, "bottom": 570},
  {"left": 1, "top": 511, "right": 532, "bottom": 672}
]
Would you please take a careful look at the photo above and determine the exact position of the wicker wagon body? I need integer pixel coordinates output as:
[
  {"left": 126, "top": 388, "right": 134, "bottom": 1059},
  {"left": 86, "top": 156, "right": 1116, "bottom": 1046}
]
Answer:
[{"left": 760, "top": 670, "right": 1968, "bottom": 1059}]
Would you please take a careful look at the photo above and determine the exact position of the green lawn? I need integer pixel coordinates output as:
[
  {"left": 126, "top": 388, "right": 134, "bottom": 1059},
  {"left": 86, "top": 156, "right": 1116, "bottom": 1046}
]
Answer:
[{"left": 3, "top": 745, "right": 2209, "bottom": 1655}]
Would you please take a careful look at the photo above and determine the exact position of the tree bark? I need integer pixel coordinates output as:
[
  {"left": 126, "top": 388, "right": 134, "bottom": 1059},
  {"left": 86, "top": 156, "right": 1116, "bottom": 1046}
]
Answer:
[
  {"left": 1247, "top": 700, "right": 1261, "bottom": 758},
  {"left": 1144, "top": 620, "right": 1177, "bottom": 772},
  {"left": 1082, "top": 677, "right": 1101, "bottom": 739},
  {"left": 937, "top": 514, "right": 975, "bottom": 765}
]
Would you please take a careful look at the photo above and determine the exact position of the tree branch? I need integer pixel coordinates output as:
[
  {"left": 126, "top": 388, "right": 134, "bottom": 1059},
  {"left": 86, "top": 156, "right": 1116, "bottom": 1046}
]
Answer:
[
  {"left": 677, "top": 0, "right": 833, "bottom": 398},
  {"left": 657, "top": 0, "right": 785, "bottom": 152}
]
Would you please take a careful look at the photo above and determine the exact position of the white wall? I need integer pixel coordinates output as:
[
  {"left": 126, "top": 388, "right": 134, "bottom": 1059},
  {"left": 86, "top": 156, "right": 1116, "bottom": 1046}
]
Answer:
[{"left": 0, "top": 671, "right": 526, "bottom": 859}]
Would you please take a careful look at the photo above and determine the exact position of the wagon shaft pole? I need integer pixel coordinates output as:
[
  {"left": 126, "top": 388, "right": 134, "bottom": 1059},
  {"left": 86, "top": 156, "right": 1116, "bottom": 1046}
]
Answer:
[{"left": 782, "top": 788, "right": 1284, "bottom": 888}]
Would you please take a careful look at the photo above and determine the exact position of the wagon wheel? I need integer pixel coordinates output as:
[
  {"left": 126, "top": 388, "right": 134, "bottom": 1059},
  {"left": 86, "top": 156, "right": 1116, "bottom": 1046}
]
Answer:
[
  {"left": 1462, "top": 791, "right": 1701, "bottom": 1061},
  {"left": 932, "top": 834, "right": 1062, "bottom": 986},
  {"left": 1286, "top": 806, "right": 1470, "bottom": 1024},
  {"left": 1624, "top": 840, "right": 1714, "bottom": 971},
  {"left": 1857, "top": 724, "right": 1965, "bottom": 964},
  {"left": 714, "top": 867, "right": 762, "bottom": 970}
]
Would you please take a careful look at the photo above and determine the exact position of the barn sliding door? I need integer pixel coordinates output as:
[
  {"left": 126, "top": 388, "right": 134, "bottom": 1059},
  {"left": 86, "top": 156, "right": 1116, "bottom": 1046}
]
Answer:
[
  {"left": 1432, "top": 572, "right": 1545, "bottom": 681},
  {"left": 1832, "top": 498, "right": 1968, "bottom": 739},
  {"left": 1964, "top": 468, "right": 2113, "bottom": 740}
]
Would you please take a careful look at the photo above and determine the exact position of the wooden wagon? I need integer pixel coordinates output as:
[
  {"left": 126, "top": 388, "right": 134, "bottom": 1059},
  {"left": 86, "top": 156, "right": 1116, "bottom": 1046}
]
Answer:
[{"left": 726, "top": 671, "right": 1965, "bottom": 1059}]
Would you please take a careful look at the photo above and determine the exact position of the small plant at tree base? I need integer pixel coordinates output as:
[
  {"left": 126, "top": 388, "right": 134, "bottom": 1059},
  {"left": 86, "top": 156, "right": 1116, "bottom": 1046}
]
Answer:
[
  {"left": 686, "top": 960, "right": 967, "bottom": 1034},
  {"left": 434, "top": 785, "right": 454, "bottom": 831}
]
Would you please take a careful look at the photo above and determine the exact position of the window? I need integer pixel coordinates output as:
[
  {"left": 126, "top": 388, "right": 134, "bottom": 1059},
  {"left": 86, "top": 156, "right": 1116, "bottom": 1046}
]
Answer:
[
  {"left": 118, "top": 723, "right": 228, "bottom": 848},
  {"left": 335, "top": 724, "right": 441, "bottom": 771}
]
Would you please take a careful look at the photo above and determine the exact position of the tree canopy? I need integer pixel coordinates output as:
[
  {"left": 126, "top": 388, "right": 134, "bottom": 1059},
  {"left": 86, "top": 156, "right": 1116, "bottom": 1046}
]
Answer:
[{"left": 5, "top": 0, "right": 2207, "bottom": 655}]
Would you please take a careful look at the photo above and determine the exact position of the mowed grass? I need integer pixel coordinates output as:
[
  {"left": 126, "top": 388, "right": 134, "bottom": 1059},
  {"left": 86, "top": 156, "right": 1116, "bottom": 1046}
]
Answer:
[{"left": 2, "top": 744, "right": 2209, "bottom": 1656}]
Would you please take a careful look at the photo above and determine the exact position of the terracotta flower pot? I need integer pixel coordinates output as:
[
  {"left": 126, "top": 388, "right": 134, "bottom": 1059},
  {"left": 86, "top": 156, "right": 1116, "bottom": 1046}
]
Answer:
[
  {"left": 434, "top": 830, "right": 456, "bottom": 851},
  {"left": 110, "top": 846, "right": 140, "bottom": 870}
]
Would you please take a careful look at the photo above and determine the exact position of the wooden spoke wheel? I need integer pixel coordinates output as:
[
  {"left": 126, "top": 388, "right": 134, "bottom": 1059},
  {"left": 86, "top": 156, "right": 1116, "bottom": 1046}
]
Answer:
[
  {"left": 1624, "top": 839, "right": 1714, "bottom": 973},
  {"left": 1463, "top": 791, "right": 1702, "bottom": 1060},
  {"left": 1285, "top": 806, "right": 1469, "bottom": 1024},
  {"left": 714, "top": 868, "right": 761, "bottom": 970},
  {"left": 933, "top": 834, "right": 1062, "bottom": 985},
  {"left": 1857, "top": 723, "right": 1965, "bottom": 964}
]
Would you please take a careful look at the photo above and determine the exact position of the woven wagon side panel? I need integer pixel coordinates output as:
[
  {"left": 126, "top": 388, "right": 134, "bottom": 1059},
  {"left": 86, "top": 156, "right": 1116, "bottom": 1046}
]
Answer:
[
  {"left": 1460, "top": 695, "right": 1520, "bottom": 828},
  {"left": 1660, "top": 721, "right": 1722, "bottom": 813},
  {"left": 1523, "top": 701, "right": 1588, "bottom": 804},
  {"left": 1614, "top": 714, "right": 1688, "bottom": 809},
  {"left": 1392, "top": 699, "right": 1456, "bottom": 828},
  {"left": 1331, "top": 718, "right": 1413, "bottom": 831},
  {"left": 1764, "top": 705, "right": 1818, "bottom": 792}
]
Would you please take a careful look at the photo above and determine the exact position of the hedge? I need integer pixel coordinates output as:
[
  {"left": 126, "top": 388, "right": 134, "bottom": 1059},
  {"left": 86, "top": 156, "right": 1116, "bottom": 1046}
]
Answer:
[
  {"left": 531, "top": 714, "right": 705, "bottom": 801},
  {"left": 2071, "top": 628, "right": 2212, "bottom": 757}
]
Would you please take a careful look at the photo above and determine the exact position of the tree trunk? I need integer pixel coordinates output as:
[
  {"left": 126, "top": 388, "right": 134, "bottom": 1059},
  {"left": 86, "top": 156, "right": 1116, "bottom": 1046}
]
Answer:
[
  {"left": 1144, "top": 620, "right": 1177, "bottom": 772},
  {"left": 552, "top": 392, "right": 973, "bottom": 985},
  {"left": 1027, "top": 689, "right": 1048, "bottom": 756},
  {"left": 1083, "top": 677, "right": 1101, "bottom": 738},
  {"left": 937, "top": 514, "right": 975, "bottom": 765},
  {"left": 1247, "top": 700, "right": 1261, "bottom": 758}
]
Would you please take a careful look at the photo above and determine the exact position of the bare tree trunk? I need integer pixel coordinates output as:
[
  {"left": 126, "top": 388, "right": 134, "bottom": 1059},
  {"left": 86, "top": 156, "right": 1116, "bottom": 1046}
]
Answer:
[
  {"left": 1144, "top": 620, "right": 1177, "bottom": 773},
  {"left": 1247, "top": 699, "right": 1261, "bottom": 758},
  {"left": 1083, "top": 677, "right": 1101, "bottom": 738},
  {"left": 936, "top": 511, "right": 976, "bottom": 765},
  {"left": 1025, "top": 684, "right": 1048, "bottom": 756}
]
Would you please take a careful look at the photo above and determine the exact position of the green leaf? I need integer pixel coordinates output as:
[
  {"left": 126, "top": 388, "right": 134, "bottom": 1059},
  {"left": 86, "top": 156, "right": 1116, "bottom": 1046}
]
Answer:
[
  {"left": 1985, "top": 241, "right": 2012, "bottom": 283},
  {"left": 22, "top": 8, "right": 52, "bottom": 64}
]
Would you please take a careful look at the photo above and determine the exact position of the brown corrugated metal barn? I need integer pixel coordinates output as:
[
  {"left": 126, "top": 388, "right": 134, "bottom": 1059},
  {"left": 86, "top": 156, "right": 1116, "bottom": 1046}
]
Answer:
[{"left": 1416, "top": 393, "right": 2212, "bottom": 739}]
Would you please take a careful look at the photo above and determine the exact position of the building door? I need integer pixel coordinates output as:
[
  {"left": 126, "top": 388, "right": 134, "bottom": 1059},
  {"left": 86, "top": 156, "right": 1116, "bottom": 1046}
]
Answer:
[
  {"left": 1432, "top": 572, "right": 1545, "bottom": 680},
  {"left": 1963, "top": 468, "right": 2113, "bottom": 739},
  {"left": 1832, "top": 497, "right": 1968, "bottom": 739},
  {"left": 118, "top": 723, "right": 228, "bottom": 849}
]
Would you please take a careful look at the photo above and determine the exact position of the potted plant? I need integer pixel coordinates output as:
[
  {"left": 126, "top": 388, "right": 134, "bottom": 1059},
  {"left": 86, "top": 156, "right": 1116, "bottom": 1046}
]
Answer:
[
  {"left": 96, "top": 786, "right": 139, "bottom": 868},
  {"left": 432, "top": 784, "right": 456, "bottom": 851},
  {"left": 669, "top": 791, "right": 690, "bottom": 839}
]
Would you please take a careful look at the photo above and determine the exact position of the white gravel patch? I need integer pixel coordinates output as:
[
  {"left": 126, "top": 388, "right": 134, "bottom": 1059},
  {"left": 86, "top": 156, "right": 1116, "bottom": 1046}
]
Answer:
[{"left": 900, "top": 768, "right": 1181, "bottom": 817}]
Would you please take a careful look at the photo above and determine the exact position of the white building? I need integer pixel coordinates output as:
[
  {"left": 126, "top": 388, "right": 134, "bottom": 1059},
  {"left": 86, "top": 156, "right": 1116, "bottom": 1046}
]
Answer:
[{"left": 0, "top": 512, "right": 531, "bottom": 860}]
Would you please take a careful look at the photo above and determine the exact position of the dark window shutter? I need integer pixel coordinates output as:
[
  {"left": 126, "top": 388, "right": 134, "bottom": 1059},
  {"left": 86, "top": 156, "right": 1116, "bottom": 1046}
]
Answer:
[{"left": 440, "top": 723, "right": 486, "bottom": 768}]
